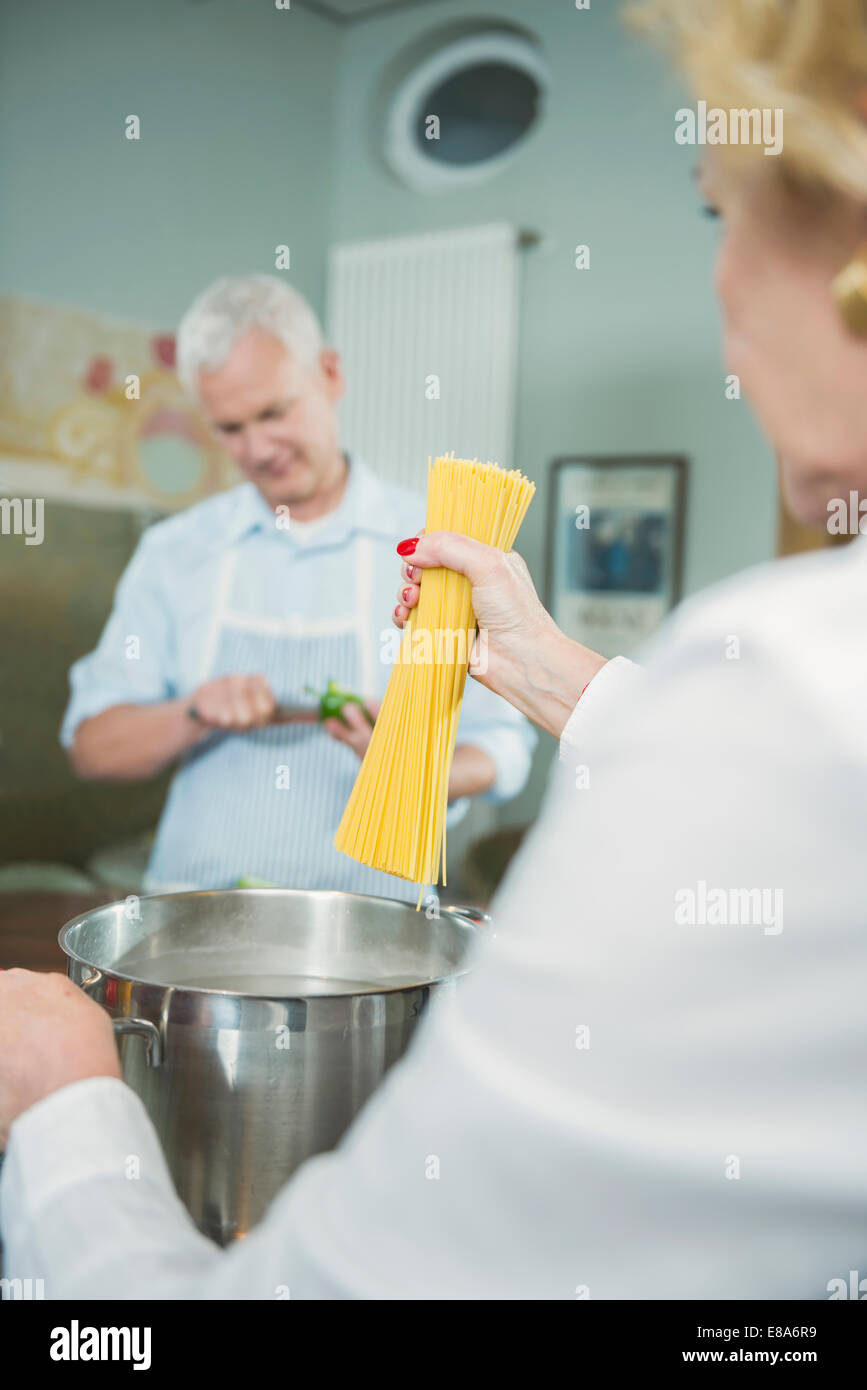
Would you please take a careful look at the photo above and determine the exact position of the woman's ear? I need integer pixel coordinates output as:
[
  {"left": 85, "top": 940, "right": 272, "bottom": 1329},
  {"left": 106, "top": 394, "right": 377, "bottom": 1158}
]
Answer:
[{"left": 832, "top": 242, "right": 867, "bottom": 336}]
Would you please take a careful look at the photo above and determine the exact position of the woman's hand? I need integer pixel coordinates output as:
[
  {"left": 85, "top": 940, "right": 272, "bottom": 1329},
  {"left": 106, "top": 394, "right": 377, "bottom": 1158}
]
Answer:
[
  {"left": 0, "top": 969, "right": 121, "bottom": 1147},
  {"left": 394, "top": 531, "right": 608, "bottom": 739}
]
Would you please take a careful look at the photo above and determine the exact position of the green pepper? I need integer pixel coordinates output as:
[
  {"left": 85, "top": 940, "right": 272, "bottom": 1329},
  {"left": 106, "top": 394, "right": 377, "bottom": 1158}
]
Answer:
[{"left": 305, "top": 680, "right": 375, "bottom": 727}]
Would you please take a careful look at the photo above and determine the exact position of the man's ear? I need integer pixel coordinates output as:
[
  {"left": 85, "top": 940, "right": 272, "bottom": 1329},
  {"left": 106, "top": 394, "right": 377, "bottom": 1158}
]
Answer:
[{"left": 319, "top": 347, "right": 345, "bottom": 402}]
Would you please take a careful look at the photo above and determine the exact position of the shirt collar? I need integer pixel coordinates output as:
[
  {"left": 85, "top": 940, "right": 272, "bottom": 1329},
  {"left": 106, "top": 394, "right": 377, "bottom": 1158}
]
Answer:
[{"left": 225, "top": 454, "right": 404, "bottom": 548}]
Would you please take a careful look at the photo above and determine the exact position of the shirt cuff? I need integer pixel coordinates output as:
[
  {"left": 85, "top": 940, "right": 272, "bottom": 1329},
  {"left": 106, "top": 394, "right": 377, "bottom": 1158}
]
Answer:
[
  {"left": 558, "top": 655, "right": 643, "bottom": 761},
  {"left": 445, "top": 796, "right": 470, "bottom": 828},
  {"left": 0, "top": 1076, "right": 177, "bottom": 1239}
]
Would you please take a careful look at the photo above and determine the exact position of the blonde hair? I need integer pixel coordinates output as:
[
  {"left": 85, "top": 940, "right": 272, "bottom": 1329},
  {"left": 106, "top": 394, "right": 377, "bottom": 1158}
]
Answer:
[{"left": 628, "top": 0, "right": 867, "bottom": 202}]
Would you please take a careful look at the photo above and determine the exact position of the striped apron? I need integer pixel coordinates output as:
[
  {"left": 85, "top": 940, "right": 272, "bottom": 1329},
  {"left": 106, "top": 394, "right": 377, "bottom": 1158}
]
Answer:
[{"left": 144, "top": 534, "right": 424, "bottom": 904}]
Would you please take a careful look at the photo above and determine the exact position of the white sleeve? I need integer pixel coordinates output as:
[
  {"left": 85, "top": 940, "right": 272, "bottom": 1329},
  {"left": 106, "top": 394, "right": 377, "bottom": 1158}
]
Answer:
[
  {"left": 3, "top": 631, "right": 865, "bottom": 1298},
  {"left": 59, "top": 526, "right": 177, "bottom": 748},
  {"left": 558, "top": 654, "right": 644, "bottom": 762}
]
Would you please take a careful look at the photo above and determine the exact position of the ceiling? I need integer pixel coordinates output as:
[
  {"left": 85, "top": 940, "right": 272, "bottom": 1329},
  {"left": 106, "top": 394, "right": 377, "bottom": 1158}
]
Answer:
[{"left": 297, "top": 0, "right": 450, "bottom": 23}]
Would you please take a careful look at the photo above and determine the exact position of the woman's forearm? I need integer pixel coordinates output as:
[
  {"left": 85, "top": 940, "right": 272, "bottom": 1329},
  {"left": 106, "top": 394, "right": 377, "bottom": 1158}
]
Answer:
[{"left": 492, "top": 627, "right": 608, "bottom": 740}]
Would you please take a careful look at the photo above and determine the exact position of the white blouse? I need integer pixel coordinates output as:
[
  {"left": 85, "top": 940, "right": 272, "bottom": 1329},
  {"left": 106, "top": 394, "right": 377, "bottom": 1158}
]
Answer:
[{"left": 3, "top": 540, "right": 867, "bottom": 1299}]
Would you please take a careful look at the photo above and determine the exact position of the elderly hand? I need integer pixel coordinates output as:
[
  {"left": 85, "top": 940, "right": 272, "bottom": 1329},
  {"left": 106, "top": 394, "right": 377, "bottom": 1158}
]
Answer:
[
  {"left": 395, "top": 528, "right": 555, "bottom": 650},
  {"left": 0, "top": 969, "right": 121, "bottom": 1148},
  {"left": 322, "top": 699, "right": 380, "bottom": 759},
  {"left": 188, "top": 673, "right": 278, "bottom": 731},
  {"left": 393, "top": 530, "right": 609, "bottom": 739}
]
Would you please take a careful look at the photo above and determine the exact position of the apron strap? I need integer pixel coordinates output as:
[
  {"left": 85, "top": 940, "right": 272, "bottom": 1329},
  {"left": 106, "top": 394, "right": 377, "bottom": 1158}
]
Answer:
[
  {"left": 199, "top": 547, "right": 239, "bottom": 684},
  {"left": 353, "top": 534, "right": 376, "bottom": 696},
  {"left": 200, "top": 527, "right": 376, "bottom": 690}
]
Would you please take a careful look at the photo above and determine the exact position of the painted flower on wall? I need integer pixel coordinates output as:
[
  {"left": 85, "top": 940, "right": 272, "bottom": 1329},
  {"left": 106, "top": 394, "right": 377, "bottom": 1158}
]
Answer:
[
  {"left": 83, "top": 355, "right": 114, "bottom": 393},
  {"left": 151, "top": 334, "right": 176, "bottom": 370},
  {"left": 1, "top": 296, "right": 234, "bottom": 509}
]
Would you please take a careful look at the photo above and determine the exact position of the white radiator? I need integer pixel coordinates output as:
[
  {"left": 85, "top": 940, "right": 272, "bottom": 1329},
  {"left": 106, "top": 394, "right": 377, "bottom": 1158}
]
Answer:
[{"left": 326, "top": 223, "right": 522, "bottom": 492}]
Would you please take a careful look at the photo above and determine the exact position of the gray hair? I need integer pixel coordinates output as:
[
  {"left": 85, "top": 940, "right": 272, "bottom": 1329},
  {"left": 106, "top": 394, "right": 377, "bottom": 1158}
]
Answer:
[{"left": 176, "top": 275, "right": 324, "bottom": 394}]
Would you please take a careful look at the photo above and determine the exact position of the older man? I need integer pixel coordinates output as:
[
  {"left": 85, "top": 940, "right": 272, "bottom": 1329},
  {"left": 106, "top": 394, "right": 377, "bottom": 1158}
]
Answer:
[{"left": 62, "top": 276, "right": 535, "bottom": 901}]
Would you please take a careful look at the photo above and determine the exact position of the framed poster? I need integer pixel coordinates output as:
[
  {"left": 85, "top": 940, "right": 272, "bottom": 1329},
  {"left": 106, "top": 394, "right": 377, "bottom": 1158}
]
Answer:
[{"left": 546, "top": 455, "right": 688, "bottom": 658}]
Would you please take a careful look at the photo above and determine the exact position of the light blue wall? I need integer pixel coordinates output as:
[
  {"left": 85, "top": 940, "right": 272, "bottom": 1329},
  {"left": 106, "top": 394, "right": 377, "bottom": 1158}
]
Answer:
[
  {"left": 0, "top": 0, "right": 778, "bottom": 601},
  {"left": 328, "top": 0, "right": 779, "bottom": 819},
  {"left": 0, "top": 0, "right": 338, "bottom": 325}
]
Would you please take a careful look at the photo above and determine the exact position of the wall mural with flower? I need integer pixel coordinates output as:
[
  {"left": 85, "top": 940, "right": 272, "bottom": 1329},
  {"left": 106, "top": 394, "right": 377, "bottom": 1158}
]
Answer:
[{"left": 0, "top": 295, "right": 237, "bottom": 513}]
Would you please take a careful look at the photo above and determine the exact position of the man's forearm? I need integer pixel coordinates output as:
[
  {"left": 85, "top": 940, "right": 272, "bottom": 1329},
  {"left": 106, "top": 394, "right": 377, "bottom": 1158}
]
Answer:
[
  {"left": 70, "top": 700, "right": 208, "bottom": 781},
  {"left": 447, "top": 743, "right": 497, "bottom": 803}
]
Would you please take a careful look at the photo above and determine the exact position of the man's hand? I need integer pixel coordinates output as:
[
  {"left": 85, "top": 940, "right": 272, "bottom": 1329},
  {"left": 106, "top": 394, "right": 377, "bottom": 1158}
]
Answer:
[
  {"left": 71, "top": 674, "right": 279, "bottom": 782},
  {"left": 0, "top": 970, "right": 121, "bottom": 1148},
  {"left": 189, "top": 674, "right": 277, "bottom": 731},
  {"left": 322, "top": 700, "right": 380, "bottom": 760}
]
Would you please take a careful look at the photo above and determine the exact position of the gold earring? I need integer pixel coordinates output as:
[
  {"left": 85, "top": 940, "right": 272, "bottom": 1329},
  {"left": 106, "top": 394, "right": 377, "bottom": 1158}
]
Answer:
[{"left": 832, "top": 242, "right": 867, "bottom": 336}]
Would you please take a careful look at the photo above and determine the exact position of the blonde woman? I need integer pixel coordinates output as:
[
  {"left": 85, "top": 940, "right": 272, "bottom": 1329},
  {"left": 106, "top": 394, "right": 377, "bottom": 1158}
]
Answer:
[{"left": 2, "top": 0, "right": 867, "bottom": 1298}]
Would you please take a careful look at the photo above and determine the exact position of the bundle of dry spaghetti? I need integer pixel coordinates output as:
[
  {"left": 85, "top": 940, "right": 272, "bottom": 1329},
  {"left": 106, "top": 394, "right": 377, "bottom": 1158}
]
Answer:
[{"left": 334, "top": 454, "right": 535, "bottom": 898}]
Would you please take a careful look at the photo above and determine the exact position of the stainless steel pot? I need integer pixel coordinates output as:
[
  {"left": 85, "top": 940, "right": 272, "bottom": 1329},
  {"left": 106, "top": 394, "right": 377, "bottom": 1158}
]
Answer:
[{"left": 59, "top": 889, "right": 488, "bottom": 1246}]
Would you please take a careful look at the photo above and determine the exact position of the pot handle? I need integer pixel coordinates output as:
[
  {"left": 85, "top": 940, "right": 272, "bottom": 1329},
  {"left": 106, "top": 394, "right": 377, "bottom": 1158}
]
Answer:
[
  {"left": 80, "top": 971, "right": 163, "bottom": 1067},
  {"left": 450, "top": 904, "right": 493, "bottom": 928},
  {"left": 112, "top": 1018, "right": 163, "bottom": 1068}
]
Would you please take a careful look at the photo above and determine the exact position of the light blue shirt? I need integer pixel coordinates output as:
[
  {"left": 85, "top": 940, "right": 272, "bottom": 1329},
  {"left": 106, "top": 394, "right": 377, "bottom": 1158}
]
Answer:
[{"left": 61, "top": 456, "right": 537, "bottom": 902}]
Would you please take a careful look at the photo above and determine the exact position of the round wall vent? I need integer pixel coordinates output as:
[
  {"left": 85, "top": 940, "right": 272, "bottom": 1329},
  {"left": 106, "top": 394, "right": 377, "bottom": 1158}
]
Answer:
[{"left": 383, "top": 31, "right": 548, "bottom": 194}]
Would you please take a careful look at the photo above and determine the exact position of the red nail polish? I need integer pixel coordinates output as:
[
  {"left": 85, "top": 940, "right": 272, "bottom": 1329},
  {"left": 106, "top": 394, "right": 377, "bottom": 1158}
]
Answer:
[
  {"left": 397, "top": 537, "right": 418, "bottom": 557},
  {"left": 402, "top": 587, "right": 411, "bottom": 602}
]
